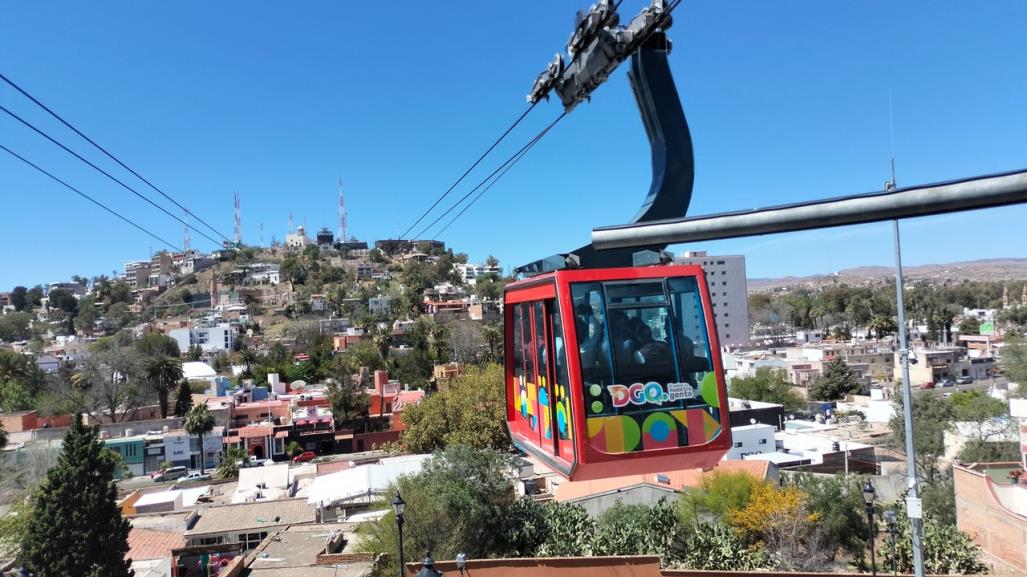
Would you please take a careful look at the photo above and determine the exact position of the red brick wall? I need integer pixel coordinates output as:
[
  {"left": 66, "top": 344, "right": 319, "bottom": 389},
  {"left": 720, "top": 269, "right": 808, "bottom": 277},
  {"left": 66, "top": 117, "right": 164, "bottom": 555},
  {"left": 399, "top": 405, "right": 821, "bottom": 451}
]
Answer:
[
  {"left": 0, "top": 411, "right": 36, "bottom": 433},
  {"left": 953, "top": 464, "right": 1027, "bottom": 574}
]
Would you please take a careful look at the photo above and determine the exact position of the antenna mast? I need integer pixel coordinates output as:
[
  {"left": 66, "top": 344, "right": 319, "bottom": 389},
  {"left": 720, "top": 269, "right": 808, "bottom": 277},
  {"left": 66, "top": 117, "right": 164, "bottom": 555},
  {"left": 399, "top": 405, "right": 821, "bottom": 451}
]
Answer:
[
  {"left": 233, "top": 191, "right": 242, "bottom": 245},
  {"left": 183, "top": 209, "right": 190, "bottom": 253},
  {"left": 338, "top": 177, "right": 348, "bottom": 242}
]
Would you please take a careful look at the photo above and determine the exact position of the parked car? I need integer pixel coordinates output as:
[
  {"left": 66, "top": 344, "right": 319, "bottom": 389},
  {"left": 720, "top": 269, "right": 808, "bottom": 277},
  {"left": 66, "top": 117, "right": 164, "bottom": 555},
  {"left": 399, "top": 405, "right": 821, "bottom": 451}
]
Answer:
[
  {"left": 956, "top": 376, "right": 974, "bottom": 385},
  {"left": 292, "top": 451, "right": 316, "bottom": 464},
  {"left": 921, "top": 382, "right": 935, "bottom": 390},
  {"left": 151, "top": 466, "right": 188, "bottom": 482},
  {"left": 940, "top": 378, "right": 956, "bottom": 388},
  {"left": 179, "top": 472, "right": 211, "bottom": 483}
]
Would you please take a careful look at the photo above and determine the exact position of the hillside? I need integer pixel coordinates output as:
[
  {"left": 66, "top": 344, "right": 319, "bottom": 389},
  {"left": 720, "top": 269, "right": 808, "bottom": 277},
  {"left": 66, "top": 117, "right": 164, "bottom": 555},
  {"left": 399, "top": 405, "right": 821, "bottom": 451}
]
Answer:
[{"left": 749, "top": 258, "right": 1027, "bottom": 292}]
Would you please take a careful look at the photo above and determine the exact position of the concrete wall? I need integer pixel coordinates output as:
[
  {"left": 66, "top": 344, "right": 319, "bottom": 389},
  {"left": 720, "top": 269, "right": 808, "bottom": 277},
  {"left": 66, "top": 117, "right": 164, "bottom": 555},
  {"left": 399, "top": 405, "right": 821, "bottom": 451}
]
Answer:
[
  {"left": 570, "top": 485, "right": 679, "bottom": 517},
  {"left": 953, "top": 464, "right": 1027, "bottom": 574}
]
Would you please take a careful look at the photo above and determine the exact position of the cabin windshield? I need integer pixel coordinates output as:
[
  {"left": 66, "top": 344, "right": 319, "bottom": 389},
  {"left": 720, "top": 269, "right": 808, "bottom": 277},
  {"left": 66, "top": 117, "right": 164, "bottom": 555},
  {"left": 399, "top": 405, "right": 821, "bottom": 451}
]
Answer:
[{"left": 571, "top": 276, "right": 718, "bottom": 454}]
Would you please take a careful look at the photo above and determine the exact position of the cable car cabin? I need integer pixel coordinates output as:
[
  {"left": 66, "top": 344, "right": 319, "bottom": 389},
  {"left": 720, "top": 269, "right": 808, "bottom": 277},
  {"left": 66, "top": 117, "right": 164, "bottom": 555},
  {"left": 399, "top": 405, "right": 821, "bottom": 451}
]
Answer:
[{"left": 504, "top": 264, "right": 731, "bottom": 481}]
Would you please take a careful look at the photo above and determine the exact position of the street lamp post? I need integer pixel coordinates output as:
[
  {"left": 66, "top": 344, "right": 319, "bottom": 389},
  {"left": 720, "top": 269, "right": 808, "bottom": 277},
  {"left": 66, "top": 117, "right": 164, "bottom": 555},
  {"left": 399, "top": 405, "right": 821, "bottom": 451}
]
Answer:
[
  {"left": 884, "top": 510, "right": 897, "bottom": 577},
  {"left": 863, "top": 481, "right": 877, "bottom": 577},
  {"left": 392, "top": 493, "right": 406, "bottom": 577},
  {"left": 415, "top": 551, "right": 444, "bottom": 577}
]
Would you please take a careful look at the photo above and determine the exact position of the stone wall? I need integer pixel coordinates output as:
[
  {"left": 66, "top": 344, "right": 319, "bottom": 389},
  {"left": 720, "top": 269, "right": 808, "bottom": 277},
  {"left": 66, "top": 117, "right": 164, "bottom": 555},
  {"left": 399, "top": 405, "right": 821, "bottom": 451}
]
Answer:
[{"left": 953, "top": 463, "right": 1027, "bottom": 574}]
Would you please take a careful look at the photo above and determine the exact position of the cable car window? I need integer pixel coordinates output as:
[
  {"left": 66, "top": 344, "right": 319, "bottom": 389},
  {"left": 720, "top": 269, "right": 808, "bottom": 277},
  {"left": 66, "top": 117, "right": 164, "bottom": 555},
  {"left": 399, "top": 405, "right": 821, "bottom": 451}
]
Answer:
[
  {"left": 605, "top": 281, "right": 666, "bottom": 305},
  {"left": 512, "top": 304, "right": 524, "bottom": 380},
  {"left": 550, "top": 302, "right": 572, "bottom": 442},
  {"left": 521, "top": 303, "right": 536, "bottom": 384},
  {"left": 667, "top": 277, "right": 713, "bottom": 382},
  {"left": 571, "top": 283, "right": 616, "bottom": 413}
]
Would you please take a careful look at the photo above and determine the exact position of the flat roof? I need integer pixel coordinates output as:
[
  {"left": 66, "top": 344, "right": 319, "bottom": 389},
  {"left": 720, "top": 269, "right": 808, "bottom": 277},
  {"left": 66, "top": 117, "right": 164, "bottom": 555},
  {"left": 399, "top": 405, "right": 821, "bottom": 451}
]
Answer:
[{"left": 185, "top": 498, "right": 315, "bottom": 536}]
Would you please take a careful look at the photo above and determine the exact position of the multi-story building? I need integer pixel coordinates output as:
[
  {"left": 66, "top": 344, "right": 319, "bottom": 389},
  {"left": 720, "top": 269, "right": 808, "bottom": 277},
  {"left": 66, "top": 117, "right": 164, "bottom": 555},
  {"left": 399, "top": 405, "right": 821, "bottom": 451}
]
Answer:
[
  {"left": 893, "top": 347, "right": 968, "bottom": 387},
  {"left": 453, "top": 262, "right": 502, "bottom": 285},
  {"left": 123, "top": 261, "right": 151, "bottom": 289},
  {"left": 169, "top": 323, "right": 237, "bottom": 354},
  {"left": 285, "top": 226, "right": 314, "bottom": 250},
  {"left": 674, "top": 251, "right": 750, "bottom": 348}
]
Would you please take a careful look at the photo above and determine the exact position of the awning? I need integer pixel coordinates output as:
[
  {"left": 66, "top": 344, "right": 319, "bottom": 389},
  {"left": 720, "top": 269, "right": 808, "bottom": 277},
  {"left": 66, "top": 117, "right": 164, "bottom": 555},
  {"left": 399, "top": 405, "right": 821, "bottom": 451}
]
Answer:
[
  {"left": 294, "top": 420, "right": 308, "bottom": 426},
  {"left": 225, "top": 436, "right": 241, "bottom": 444},
  {"left": 274, "top": 431, "right": 290, "bottom": 438}
]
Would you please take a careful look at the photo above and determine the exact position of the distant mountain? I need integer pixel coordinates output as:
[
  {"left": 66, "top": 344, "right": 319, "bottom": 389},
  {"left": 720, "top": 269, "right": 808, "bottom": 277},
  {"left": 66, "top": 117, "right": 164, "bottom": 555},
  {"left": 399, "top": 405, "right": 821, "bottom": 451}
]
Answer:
[{"left": 749, "top": 258, "right": 1027, "bottom": 291}]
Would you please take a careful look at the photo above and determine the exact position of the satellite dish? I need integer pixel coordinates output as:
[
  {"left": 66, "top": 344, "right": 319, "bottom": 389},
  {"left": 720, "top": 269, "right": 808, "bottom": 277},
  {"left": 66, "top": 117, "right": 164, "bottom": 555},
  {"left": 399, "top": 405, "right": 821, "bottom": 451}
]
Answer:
[{"left": 291, "top": 380, "right": 307, "bottom": 390}]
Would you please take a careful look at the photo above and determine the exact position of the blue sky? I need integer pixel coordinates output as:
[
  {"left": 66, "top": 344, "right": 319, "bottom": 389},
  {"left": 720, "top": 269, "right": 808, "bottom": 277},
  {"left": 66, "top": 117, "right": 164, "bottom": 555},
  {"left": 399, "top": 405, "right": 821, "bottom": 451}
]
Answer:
[{"left": 2, "top": 1, "right": 1026, "bottom": 289}]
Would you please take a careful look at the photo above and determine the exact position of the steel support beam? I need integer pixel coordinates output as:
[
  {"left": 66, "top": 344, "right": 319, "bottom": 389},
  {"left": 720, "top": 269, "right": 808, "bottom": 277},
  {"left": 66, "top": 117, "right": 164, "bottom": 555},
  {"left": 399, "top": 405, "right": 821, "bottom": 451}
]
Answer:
[{"left": 592, "top": 169, "right": 1027, "bottom": 249}]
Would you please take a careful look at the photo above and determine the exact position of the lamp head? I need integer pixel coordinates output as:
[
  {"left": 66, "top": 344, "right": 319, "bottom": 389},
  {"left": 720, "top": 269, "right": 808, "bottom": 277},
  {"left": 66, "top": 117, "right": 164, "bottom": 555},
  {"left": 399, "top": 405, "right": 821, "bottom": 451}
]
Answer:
[
  {"left": 391, "top": 493, "right": 406, "bottom": 517},
  {"left": 862, "top": 480, "right": 876, "bottom": 505}
]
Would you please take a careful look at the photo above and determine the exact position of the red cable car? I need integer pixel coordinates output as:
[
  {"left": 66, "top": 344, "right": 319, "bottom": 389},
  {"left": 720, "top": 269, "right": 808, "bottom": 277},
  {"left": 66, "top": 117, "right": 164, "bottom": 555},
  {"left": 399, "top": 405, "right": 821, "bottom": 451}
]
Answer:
[
  {"left": 504, "top": 264, "right": 730, "bottom": 481},
  {"left": 506, "top": 6, "right": 732, "bottom": 479}
]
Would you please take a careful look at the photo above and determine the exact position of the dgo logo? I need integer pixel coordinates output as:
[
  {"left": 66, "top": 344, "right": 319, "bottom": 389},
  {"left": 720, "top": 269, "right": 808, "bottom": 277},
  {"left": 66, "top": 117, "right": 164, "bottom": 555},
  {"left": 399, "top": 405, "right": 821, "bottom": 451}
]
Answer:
[{"left": 607, "top": 381, "right": 695, "bottom": 408}]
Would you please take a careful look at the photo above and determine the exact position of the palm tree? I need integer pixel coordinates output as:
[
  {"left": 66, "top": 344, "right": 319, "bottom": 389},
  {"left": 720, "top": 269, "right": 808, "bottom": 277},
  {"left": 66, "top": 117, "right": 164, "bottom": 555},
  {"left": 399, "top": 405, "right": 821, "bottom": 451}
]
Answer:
[
  {"left": 184, "top": 404, "right": 216, "bottom": 475},
  {"left": 144, "top": 355, "right": 184, "bottom": 418},
  {"left": 481, "top": 323, "right": 503, "bottom": 363},
  {"left": 238, "top": 347, "right": 258, "bottom": 378},
  {"left": 371, "top": 324, "right": 392, "bottom": 366}
]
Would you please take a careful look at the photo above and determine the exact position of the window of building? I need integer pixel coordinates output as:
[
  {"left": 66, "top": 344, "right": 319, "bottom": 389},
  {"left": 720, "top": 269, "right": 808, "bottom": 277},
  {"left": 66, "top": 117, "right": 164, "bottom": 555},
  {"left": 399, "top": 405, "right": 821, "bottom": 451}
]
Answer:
[
  {"left": 734, "top": 442, "right": 743, "bottom": 448},
  {"left": 759, "top": 438, "right": 768, "bottom": 445},
  {"left": 200, "top": 537, "right": 223, "bottom": 546},
  {"left": 238, "top": 532, "right": 269, "bottom": 551},
  {"left": 717, "top": 260, "right": 725, "bottom": 265}
]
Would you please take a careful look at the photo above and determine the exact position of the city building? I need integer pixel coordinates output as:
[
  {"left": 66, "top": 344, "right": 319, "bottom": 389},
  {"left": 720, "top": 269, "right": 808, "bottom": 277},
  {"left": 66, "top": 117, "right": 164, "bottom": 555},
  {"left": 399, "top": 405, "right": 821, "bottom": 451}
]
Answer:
[
  {"left": 169, "top": 323, "right": 237, "bottom": 354},
  {"left": 674, "top": 251, "right": 749, "bottom": 348},
  {"left": 954, "top": 461, "right": 1027, "bottom": 574},
  {"left": 316, "top": 227, "right": 334, "bottom": 247},
  {"left": 183, "top": 499, "right": 317, "bottom": 550},
  {"left": 285, "top": 225, "right": 314, "bottom": 250},
  {"left": 892, "top": 346, "right": 968, "bottom": 386},
  {"left": 453, "top": 262, "right": 502, "bottom": 285}
]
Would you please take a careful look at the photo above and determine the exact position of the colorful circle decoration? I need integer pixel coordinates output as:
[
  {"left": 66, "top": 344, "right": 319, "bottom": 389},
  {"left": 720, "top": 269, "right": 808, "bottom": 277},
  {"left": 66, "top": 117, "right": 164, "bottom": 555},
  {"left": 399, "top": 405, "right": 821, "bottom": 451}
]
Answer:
[
  {"left": 700, "top": 372, "right": 719, "bottom": 408},
  {"left": 589, "top": 384, "right": 602, "bottom": 397},
  {"left": 642, "top": 412, "right": 679, "bottom": 449},
  {"left": 591, "top": 400, "right": 604, "bottom": 414},
  {"left": 556, "top": 403, "right": 568, "bottom": 436},
  {"left": 519, "top": 390, "right": 529, "bottom": 417}
]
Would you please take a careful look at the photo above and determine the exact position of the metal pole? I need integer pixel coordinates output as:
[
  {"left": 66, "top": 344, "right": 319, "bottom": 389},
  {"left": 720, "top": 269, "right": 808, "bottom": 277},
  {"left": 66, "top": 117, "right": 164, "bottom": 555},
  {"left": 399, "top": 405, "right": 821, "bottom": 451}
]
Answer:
[
  {"left": 397, "top": 515, "right": 405, "bottom": 577},
  {"left": 592, "top": 169, "right": 1027, "bottom": 249},
  {"left": 891, "top": 525, "right": 898, "bottom": 577},
  {"left": 866, "top": 503, "right": 877, "bottom": 577},
  {"left": 893, "top": 220, "right": 925, "bottom": 577}
]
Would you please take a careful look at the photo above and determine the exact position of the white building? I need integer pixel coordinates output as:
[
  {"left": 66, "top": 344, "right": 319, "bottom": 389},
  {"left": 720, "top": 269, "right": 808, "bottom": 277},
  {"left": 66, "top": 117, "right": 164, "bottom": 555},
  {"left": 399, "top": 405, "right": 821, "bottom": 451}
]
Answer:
[
  {"left": 285, "top": 226, "right": 314, "bottom": 250},
  {"left": 724, "top": 423, "right": 776, "bottom": 460},
  {"left": 368, "top": 295, "right": 392, "bottom": 316},
  {"left": 674, "top": 251, "right": 749, "bottom": 348},
  {"left": 169, "top": 324, "right": 236, "bottom": 354},
  {"left": 453, "top": 262, "right": 501, "bottom": 285}
]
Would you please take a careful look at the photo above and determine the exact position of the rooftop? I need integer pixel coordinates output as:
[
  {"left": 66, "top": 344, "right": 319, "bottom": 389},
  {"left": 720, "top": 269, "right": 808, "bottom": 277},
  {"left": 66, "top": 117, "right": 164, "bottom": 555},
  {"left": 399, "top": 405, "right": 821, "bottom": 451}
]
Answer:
[
  {"left": 554, "top": 460, "right": 771, "bottom": 503},
  {"left": 185, "top": 498, "right": 315, "bottom": 537},
  {"left": 127, "top": 528, "right": 185, "bottom": 561}
]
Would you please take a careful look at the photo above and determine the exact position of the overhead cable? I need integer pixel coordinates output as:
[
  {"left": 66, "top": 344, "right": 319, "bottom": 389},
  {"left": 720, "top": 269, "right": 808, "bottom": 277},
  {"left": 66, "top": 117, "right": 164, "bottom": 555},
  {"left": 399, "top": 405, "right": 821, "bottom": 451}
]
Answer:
[
  {"left": 0, "top": 72, "right": 233, "bottom": 244},
  {"left": 414, "top": 112, "right": 568, "bottom": 240},
  {"left": 0, "top": 143, "right": 182, "bottom": 252},
  {"left": 399, "top": 103, "right": 538, "bottom": 240},
  {"left": 433, "top": 113, "right": 566, "bottom": 240},
  {"left": 0, "top": 104, "right": 222, "bottom": 247}
]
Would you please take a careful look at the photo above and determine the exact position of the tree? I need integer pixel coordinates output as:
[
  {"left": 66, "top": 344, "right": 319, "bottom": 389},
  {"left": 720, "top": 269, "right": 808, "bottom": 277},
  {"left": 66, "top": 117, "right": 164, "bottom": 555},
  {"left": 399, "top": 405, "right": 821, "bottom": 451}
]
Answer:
[
  {"left": 70, "top": 343, "right": 147, "bottom": 422},
  {"left": 0, "top": 312, "right": 33, "bottom": 342},
  {"left": 10, "top": 286, "right": 29, "bottom": 311},
  {"left": 400, "top": 364, "right": 510, "bottom": 452},
  {"left": 787, "top": 473, "right": 868, "bottom": 562},
  {"left": 957, "top": 317, "right": 980, "bottom": 335},
  {"left": 679, "top": 523, "right": 773, "bottom": 570},
  {"left": 1001, "top": 335, "right": 1027, "bottom": 393},
  {"left": 591, "top": 500, "right": 680, "bottom": 557},
  {"left": 325, "top": 379, "right": 370, "bottom": 430},
  {"left": 215, "top": 446, "right": 249, "bottom": 479},
  {"left": 809, "top": 359, "right": 860, "bottom": 401},
  {"left": 174, "top": 380, "right": 194, "bottom": 417},
  {"left": 729, "top": 368, "right": 805, "bottom": 411},
  {"left": 356, "top": 446, "right": 517, "bottom": 576},
  {"left": 184, "top": 404, "right": 216, "bottom": 475},
  {"left": 144, "top": 355, "right": 184, "bottom": 418},
  {"left": 882, "top": 515, "right": 987, "bottom": 574},
  {"left": 958, "top": 439, "right": 1022, "bottom": 463},
  {"left": 481, "top": 322, "right": 503, "bottom": 363},
  {"left": 890, "top": 390, "right": 956, "bottom": 482},
  {"left": 20, "top": 415, "right": 132, "bottom": 577},
  {"left": 678, "top": 470, "right": 760, "bottom": 526}
]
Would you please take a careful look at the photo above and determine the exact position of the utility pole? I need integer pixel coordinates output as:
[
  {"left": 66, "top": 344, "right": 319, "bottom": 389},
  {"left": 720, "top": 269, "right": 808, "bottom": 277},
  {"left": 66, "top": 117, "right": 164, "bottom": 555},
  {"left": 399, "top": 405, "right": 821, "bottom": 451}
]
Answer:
[
  {"left": 339, "top": 177, "right": 348, "bottom": 242},
  {"left": 888, "top": 90, "right": 925, "bottom": 577},
  {"left": 233, "top": 191, "right": 242, "bottom": 246}
]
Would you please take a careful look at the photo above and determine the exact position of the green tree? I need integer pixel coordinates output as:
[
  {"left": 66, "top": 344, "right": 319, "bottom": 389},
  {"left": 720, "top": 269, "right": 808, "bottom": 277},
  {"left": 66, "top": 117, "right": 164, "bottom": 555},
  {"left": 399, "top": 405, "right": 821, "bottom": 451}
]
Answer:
[
  {"left": 882, "top": 516, "right": 986, "bottom": 574},
  {"left": 481, "top": 322, "right": 503, "bottom": 363},
  {"left": 958, "top": 439, "right": 1022, "bottom": 463},
  {"left": 787, "top": 473, "right": 868, "bottom": 561},
  {"left": 679, "top": 523, "right": 773, "bottom": 570},
  {"left": 174, "top": 380, "right": 194, "bottom": 417},
  {"left": 215, "top": 445, "right": 250, "bottom": 479},
  {"left": 957, "top": 317, "right": 980, "bottom": 335},
  {"left": 678, "top": 470, "right": 760, "bottom": 526},
  {"left": 729, "top": 368, "right": 805, "bottom": 411},
  {"left": 184, "top": 404, "right": 216, "bottom": 475},
  {"left": 592, "top": 500, "right": 680, "bottom": 557},
  {"left": 143, "top": 355, "right": 184, "bottom": 418},
  {"left": 400, "top": 364, "right": 510, "bottom": 452},
  {"left": 809, "top": 359, "right": 861, "bottom": 401},
  {"left": 1001, "top": 335, "right": 1027, "bottom": 394},
  {"left": 10, "top": 286, "right": 29, "bottom": 311},
  {"left": 356, "top": 446, "right": 517, "bottom": 576},
  {"left": 325, "top": 379, "right": 370, "bottom": 430},
  {"left": 20, "top": 415, "right": 132, "bottom": 577},
  {"left": 890, "top": 390, "right": 956, "bottom": 482},
  {"left": 0, "top": 312, "right": 34, "bottom": 342}
]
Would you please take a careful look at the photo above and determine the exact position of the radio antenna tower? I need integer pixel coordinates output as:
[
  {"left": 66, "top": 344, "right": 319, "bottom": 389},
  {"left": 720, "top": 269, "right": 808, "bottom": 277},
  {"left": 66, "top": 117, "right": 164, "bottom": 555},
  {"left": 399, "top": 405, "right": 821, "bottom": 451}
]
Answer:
[
  {"left": 338, "top": 177, "right": 348, "bottom": 242},
  {"left": 259, "top": 222, "right": 264, "bottom": 247},
  {"left": 233, "top": 191, "right": 242, "bottom": 245},
  {"left": 183, "top": 209, "right": 190, "bottom": 253},
  {"left": 288, "top": 211, "right": 294, "bottom": 234}
]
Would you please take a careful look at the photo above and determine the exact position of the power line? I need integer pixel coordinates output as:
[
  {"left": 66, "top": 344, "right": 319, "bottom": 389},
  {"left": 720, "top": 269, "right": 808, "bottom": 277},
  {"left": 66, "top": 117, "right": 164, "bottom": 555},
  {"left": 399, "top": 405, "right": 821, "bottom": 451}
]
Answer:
[
  {"left": 399, "top": 103, "right": 538, "bottom": 240},
  {"left": 0, "top": 143, "right": 181, "bottom": 252},
  {"left": 414, "top": 112, "right": 567, "bottom": 240},
  {"left": 0, "top": 72, "right": 233, "bottom": 244},
  {"left": 433, "top": 113, "right": 565, "bottom": 240},
  {"left": 0, "top": 103, "right": 223, "bottom": 247}
]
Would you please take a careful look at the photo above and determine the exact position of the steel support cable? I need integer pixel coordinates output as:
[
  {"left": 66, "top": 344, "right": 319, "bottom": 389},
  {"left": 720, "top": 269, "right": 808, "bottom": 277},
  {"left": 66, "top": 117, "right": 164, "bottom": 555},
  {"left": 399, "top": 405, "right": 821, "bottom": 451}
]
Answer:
[
  {"left": 0, "top": 104, "right": 222, "bottom": 247},
  {"left": 0, "top": 73, "right": 233, "bottom": 244},
  {"left": 399, "top": 102, "right": 538, "bottom": 240},
  {"left": 412, "top": 112, "right": 567, "bottom": 240},
  {"left": 433, "top": 113, "right": 565, "bottom": 240},
  {"left": 0, "top": 143, "right": 181, "bottom": 252}
]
